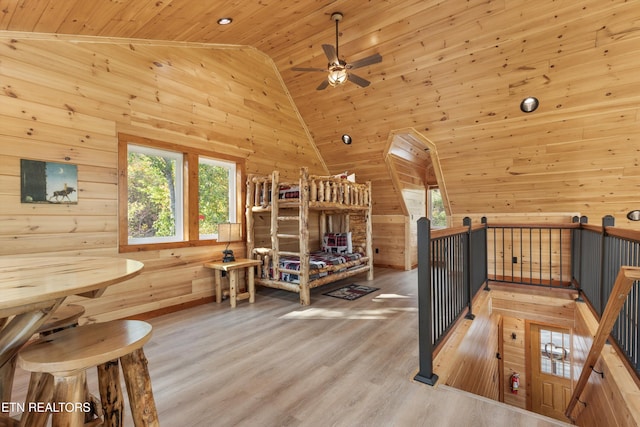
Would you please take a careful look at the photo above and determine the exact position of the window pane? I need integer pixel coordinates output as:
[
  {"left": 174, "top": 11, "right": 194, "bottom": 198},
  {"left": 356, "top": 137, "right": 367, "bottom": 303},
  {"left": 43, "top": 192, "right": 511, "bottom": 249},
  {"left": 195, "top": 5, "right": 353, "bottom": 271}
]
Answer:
[
  {"left": 127, "top": 145, "right": 183, "bottom": 243},
  {"left": 540, "top": 328, "right": 571, "bottom": 379},
  {"left": 429, "top": 188, "right": 446, "bottom": 227},
  {"left": 199, "top": 157, "right": 236, "bottom": 239}
]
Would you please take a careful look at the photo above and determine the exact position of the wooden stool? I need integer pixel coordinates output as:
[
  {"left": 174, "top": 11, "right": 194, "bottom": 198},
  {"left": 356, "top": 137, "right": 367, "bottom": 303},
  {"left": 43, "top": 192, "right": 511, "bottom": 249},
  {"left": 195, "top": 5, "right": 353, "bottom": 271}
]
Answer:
[
  {"left": 17, "top": 320, "right": 158, "bottom": 427},
  {"left": 37, "top": 304, "right": 85, "bottom": 335}
]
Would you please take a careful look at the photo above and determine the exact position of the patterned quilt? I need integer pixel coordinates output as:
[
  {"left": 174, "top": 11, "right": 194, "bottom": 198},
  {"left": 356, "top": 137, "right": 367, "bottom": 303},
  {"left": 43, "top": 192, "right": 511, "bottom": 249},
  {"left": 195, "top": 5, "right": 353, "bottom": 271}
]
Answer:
[
  {"left": 278, "top": 185, "right": 300, "bottom": 199},
  {"left": 277, "top": 251, "right": 363, "bottom": 283}
]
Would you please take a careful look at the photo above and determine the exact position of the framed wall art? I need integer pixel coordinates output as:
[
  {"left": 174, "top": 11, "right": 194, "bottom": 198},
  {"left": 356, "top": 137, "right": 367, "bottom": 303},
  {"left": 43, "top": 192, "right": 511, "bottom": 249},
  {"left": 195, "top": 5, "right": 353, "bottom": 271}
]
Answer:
[{"left": 20, "top": 159, "right": 78, "bottom": 204}]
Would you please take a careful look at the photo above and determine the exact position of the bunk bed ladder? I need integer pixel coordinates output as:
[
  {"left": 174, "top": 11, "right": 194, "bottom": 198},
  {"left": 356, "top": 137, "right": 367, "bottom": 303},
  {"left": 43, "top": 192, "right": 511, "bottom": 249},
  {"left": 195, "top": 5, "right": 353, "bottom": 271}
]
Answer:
[{"left": 246, "top": 172, "right": 279, "bottom": 280}]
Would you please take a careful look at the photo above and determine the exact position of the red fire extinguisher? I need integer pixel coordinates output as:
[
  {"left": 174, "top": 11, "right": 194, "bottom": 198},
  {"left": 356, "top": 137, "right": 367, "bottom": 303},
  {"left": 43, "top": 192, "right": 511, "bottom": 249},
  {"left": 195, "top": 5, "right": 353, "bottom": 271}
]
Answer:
[{"left": 510, "top": 373, "right": 520, "bottom": 394}]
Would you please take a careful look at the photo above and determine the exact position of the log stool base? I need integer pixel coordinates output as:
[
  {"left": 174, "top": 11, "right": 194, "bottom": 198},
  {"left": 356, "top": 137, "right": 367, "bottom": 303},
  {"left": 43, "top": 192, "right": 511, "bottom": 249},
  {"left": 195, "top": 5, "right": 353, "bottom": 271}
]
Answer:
[{"left": 17, "top": 320, "right": 158, "bottom": 427}]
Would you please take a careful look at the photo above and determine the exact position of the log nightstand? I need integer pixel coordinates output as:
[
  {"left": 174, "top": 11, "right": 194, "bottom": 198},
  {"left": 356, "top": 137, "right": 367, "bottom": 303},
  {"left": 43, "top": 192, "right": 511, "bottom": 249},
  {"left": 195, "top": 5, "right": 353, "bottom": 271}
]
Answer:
[{"left": 204, "top": 258, "right": 263, "bottom": 307}]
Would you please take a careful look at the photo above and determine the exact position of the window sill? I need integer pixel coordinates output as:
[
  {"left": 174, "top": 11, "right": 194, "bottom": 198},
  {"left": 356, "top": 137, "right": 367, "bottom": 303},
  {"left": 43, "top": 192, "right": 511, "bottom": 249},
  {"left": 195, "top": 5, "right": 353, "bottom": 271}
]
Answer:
[{"left": 119, "top": 240, "right": 225, "bottom": 253}]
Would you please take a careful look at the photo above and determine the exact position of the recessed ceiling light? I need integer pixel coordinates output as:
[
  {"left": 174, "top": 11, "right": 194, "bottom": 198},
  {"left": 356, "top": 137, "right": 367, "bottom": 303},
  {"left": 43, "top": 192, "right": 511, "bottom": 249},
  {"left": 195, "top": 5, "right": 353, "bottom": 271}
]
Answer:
[
  {"left": 627, "top": 210, "right": 640, "bottom": 221},
  {"left": 520, "top": 96, "right": 539, "bottom": 113},
  {"left": 342, "top": 134, "right": 352, "bottom": 145},
  {"left": 217, "top": 17, "right": 233, "bottom": 25}
]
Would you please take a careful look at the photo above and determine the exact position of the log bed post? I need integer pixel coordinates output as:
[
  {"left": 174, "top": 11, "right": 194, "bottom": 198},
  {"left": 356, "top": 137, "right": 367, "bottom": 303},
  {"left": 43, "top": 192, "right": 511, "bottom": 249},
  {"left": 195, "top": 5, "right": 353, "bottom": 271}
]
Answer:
[
  {"left": 271, "top": 171, "right": 280, "bottom": 281},
  {"left": 366, "top": 180, "right": 374, "bottom": 280},
  {"left": 246, "top": 175, "right": 255, "bottom": 260},
  {"left": 299, "top": 167, "right": 311, "bottom": 305}
]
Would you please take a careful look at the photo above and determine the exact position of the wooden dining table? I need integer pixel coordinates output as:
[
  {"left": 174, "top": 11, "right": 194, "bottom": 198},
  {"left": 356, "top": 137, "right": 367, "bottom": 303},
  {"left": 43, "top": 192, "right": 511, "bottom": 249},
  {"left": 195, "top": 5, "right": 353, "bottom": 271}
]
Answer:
[{"left": 0, "top": 256, "right": 144, "bottom": 408}]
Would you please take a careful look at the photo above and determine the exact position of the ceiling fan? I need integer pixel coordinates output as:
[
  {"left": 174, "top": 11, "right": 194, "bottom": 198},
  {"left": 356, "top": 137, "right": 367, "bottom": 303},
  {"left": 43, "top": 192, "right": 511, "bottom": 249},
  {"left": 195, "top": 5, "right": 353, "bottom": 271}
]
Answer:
[{"left": 292, "top": 12, "right": 382, "bottom": 90}]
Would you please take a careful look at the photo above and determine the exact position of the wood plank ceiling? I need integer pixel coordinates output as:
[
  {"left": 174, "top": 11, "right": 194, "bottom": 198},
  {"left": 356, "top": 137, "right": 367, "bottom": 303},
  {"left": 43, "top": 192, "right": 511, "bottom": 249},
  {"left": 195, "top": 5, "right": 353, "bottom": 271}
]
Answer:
[{"left": 2, "top": 0, "right": 640, "bottom": 223}]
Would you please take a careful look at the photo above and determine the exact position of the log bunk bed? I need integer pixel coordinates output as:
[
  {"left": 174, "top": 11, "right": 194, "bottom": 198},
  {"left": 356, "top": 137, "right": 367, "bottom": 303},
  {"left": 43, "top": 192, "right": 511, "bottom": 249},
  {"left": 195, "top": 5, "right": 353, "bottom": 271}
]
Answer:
[{"left": 246, "top": 167, "right": 374, "bottom": 305}]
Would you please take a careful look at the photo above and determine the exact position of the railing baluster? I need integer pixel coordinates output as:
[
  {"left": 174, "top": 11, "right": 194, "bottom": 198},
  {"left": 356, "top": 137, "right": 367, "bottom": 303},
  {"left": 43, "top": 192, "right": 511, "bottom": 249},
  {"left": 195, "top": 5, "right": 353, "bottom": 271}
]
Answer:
[
  {"left": 529, "top": 228, "right": 533, "bottom": 284},
  {"left": 538, "top": 228, "right": 543, "bottom": 285},
  {"left": 549, "top": 228, "right": 552, "bottom": 286}
]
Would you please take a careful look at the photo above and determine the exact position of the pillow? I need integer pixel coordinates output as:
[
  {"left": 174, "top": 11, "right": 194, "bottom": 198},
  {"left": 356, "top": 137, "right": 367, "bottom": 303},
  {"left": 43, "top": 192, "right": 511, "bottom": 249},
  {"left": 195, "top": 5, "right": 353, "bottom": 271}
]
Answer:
[
  {"left": 322, "top": 232, "right": 352, "bottom": 254},
  {"left": 279, "top": 185, "right": 300, "bottom": 199}
]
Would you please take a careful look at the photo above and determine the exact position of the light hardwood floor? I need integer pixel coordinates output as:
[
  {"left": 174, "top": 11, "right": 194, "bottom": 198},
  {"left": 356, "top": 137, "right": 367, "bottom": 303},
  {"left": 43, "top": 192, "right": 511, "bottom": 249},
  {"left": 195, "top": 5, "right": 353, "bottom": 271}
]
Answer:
[{"left": 11, "top": 267, "right": 571, "bottom": 426}]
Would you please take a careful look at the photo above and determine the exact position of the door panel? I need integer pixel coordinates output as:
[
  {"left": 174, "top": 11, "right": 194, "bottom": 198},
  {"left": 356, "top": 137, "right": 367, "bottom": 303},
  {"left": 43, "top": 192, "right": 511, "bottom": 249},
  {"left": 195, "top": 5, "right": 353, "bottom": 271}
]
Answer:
[{"left": 529, "top": 323, "right": 573, "bottom": 422}]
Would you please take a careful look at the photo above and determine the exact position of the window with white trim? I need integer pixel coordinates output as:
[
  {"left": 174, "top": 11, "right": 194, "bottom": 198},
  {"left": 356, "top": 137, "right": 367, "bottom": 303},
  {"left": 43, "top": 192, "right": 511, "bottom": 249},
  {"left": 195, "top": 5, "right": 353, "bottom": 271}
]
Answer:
[
  {"left": 198, "top": 156, "right": 237, "bottom": 239},
  {"left": 127, "top": 144, "right": 184, "bottom": 244},
  {"left": 118, "top": 134, "right": 241, "bottom": 251}
]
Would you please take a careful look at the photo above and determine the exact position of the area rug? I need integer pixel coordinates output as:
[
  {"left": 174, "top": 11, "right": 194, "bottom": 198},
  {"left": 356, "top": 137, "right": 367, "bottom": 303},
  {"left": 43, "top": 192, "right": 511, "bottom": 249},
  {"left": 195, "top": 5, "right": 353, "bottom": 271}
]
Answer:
[{"left": 323, "top": 284, "right": 380, "bottom": 301}]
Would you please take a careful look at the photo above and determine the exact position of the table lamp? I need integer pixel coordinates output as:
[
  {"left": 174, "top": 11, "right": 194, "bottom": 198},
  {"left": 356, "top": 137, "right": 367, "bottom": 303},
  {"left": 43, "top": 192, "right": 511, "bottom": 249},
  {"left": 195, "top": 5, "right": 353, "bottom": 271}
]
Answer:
[{"left": 217, "top": 222, "right": 242, "bottom": 263}]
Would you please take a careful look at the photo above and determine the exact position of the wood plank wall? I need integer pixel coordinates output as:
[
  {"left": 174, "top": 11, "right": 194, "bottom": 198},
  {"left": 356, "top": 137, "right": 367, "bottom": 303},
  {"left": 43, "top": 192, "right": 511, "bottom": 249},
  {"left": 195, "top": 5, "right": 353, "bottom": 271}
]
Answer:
[
  {"left": 371, "top": 215, "right": 406, "bottom": 270},
  {"left": 0, "top": 34, "right": 327, "bottom": 320}
]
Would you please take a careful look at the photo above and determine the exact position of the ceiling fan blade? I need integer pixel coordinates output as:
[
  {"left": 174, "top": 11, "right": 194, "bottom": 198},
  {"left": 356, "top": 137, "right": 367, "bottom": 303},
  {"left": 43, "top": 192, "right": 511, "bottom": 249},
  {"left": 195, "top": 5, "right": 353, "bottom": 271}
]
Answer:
[
  {"left": 322, "top": 44, "right": 339, "bottom": 64},
  {"left": 291, "top": 67, "right": 327, "bottom": 72},
  {"left": 316, "top": 79, "right": 330, "bottom": 90},
  {"left": 347, "top": 73, "right": 371, "bottom": 88},
  {"left": 347, "top": 53, "right": 382, "bottom": 70}
]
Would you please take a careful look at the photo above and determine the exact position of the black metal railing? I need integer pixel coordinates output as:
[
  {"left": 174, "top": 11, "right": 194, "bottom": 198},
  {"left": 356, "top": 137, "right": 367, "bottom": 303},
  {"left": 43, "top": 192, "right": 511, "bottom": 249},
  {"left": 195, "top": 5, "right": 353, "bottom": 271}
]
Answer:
[
  {"left": 414, "top": 217, "right": 487, "bottom": 385},
  {"left": 430, "top": 226, "right": 468, "bottom": 346},
  {"left": 487, "top": 223, "right": 576, "bottom": 287},
  {"left": 416, "top": 214, "right": 640, "bottom": 385},
  {"left": 572, "top": 216, "right": 640, "bottom": 378}
]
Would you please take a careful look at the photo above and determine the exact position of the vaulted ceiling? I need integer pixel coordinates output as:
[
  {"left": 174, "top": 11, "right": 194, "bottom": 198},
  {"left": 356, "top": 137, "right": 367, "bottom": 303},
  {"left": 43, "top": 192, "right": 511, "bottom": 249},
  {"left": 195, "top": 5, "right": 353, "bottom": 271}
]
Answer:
[{"left": 2, "top": 0, "right": 640, "bottom": 224}]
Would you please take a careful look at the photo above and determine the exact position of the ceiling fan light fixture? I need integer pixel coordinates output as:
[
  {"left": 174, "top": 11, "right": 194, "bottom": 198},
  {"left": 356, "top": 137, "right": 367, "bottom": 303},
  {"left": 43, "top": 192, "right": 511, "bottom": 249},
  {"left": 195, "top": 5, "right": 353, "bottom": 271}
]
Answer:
[
  {"left": 290, "top": 11, "right": 382, "bottom": 90},
  {"left": 327, "top": 66, "right": 347, "bottom": 86}
]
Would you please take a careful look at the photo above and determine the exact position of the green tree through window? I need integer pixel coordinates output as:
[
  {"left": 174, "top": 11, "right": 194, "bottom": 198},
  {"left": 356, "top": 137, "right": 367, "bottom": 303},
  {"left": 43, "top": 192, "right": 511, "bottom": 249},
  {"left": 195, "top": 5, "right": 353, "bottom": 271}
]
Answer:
[
  {"left": 127, "top": 146, "right": 182, "bottom": 241},
  {"left": 199, "top": 157, "right": 236, "bottom": 238},
  {"left": 429, "top": 188, "right": 446, "bottom": 228}
]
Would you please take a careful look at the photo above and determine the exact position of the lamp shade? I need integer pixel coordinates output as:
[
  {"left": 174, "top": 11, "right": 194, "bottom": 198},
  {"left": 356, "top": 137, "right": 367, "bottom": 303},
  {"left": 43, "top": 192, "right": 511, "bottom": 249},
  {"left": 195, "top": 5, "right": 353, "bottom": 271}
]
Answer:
[{"left": 217, "top": 222, "right": 242, "bottom": 242}]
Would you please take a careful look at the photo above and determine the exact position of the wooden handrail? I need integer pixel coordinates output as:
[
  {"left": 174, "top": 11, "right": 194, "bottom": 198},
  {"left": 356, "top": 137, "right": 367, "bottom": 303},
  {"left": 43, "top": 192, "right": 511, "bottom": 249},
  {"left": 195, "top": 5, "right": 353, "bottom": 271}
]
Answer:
[
  {"left": 488, "top": 222, "right": 580, "bottom": 229},
  {"left": 565, "top": 266, "right": 640, "bottom": 418}
]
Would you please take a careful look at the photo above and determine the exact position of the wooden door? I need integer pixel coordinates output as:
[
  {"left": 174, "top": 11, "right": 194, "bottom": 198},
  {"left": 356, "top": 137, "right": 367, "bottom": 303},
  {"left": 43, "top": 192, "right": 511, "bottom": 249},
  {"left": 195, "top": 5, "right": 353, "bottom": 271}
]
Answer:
[{"left": 529, "top": 323, "right": 573, "bottom": 422}]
